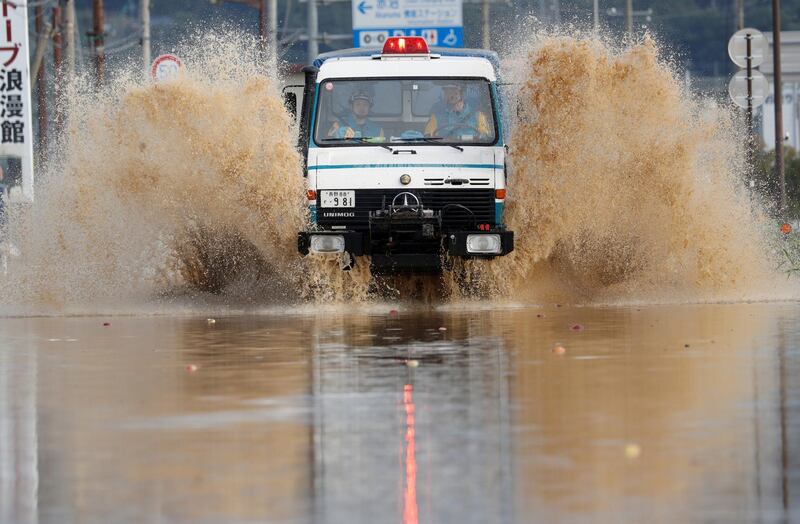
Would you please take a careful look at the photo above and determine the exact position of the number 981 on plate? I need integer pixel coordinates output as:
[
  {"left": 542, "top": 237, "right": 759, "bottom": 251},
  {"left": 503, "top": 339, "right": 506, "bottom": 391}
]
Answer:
[{"left": 320, "top": 190, "right": 355, "bottom": 208}]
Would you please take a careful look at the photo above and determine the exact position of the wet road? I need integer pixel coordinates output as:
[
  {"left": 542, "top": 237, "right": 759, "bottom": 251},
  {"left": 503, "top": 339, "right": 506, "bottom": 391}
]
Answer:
[{"left": 1, "top": 303, "right": 799, "bottom": 524}]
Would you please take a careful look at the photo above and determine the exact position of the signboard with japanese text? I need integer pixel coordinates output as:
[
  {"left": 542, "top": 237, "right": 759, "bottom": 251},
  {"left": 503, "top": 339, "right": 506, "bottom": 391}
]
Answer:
[
  {"left": 352, "top": 0, "right": 463, "bottom": 49},
  {"left": 0, "top": 1, "right": 33, "bottom": 202}
]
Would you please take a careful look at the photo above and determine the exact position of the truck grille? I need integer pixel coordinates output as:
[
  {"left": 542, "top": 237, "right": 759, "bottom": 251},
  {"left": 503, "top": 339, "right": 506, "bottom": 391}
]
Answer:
[{"left": 316, "top": 189, "right": 495, "bottom": 231}]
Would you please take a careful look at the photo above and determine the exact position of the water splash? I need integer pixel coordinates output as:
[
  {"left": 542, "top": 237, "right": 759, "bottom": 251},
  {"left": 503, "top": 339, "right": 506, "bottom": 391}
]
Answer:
[
  {"left": 1, "top": 32, "right": 306, "bottom": 311},
  {"left": 0, "top": 29, "right": 793, "bottom": 311},
  {"left": 489, "top": 33, "right": 786, "bottom": 303}
]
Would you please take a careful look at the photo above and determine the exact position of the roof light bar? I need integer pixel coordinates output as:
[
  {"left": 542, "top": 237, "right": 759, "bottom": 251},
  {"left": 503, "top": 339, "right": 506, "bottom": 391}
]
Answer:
[{"left": 382, "top": 36, "right": 429, "bottom": 55}]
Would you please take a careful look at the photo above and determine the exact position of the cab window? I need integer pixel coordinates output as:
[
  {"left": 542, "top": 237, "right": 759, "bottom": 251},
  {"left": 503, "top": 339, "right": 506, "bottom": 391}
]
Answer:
[{"left": 314, "top": 78, "right": 496, "bottom": 146}]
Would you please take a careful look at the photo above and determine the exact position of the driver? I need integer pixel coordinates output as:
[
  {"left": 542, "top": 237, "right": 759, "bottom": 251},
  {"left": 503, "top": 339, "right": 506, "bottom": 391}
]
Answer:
[
  {"left": 424, "top": 82, "right": 490, "bottom": 139},
  {"left": 328, "top": 89, "right": 384, "bottom": 139}
]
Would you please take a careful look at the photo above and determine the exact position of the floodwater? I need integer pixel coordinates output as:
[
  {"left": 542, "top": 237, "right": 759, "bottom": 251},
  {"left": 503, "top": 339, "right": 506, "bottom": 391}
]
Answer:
[{"left": 1, "top": 303, "right": 799, "bottom": 524}]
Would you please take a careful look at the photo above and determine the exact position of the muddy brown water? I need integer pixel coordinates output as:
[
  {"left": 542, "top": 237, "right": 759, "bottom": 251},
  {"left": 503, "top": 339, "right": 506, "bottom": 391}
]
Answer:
[{"left": 1, "top": 303, "right": 799, "bottom": 524}]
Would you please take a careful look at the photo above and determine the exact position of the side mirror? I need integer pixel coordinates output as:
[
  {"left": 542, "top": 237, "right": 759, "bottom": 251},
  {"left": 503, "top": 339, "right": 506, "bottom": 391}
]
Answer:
[{"left": 283, "top": 91, "right": 298, "bottom": 119}]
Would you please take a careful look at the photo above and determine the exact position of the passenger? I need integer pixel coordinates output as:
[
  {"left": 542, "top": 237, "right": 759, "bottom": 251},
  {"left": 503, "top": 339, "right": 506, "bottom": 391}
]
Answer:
[
  {"left": 425, "top": 83, "right": 490, "bottom": 139},
  {"left": 328, "top": 89, "right": 384, "bottom": 139}
]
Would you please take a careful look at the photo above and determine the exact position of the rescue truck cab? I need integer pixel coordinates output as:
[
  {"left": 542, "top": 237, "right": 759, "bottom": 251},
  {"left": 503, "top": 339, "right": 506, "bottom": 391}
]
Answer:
[{"left": 295, "top": 37, "right": 514, "bottom": 273}]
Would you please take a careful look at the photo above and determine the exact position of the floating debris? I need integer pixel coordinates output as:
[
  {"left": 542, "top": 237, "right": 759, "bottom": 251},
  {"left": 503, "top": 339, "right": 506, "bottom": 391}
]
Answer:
[
  {"left": 552, "top": 345, "right": 567, "bottom": 355},
  {"left": 102, "top": 322, "right": 111, "bottom": 327},
  {"left": 570, "top": 324, "right": 584, "bottom": 332},
  {"left": 206, "top": 318, "right": 216, "bottom": 324},
  {"left": 624, "top": 443, "right": 642, "bottom": 459},
  {"left": 185, "top": 364, "right": 198, "bottom": 373},
  {"left": 438, "top": 327, "right": 447, "bottom": 332},
  {"left": 406, "top": 359, "right": 420, "bottom": 368}
]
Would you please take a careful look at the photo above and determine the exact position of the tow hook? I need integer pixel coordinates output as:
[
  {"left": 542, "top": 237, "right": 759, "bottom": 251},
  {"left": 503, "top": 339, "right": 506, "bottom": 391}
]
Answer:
[{"left": 340, "top": 252, "right": 355, "bottom": 271}]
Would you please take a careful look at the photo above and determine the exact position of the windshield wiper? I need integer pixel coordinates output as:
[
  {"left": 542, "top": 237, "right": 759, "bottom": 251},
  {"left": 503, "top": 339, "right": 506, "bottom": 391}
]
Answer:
[
  {"left": 393, "top": 136, "right": 463, "bottom": 152},
  {"left": 320, "top": 137, "right": 393, "bottom": 152}
]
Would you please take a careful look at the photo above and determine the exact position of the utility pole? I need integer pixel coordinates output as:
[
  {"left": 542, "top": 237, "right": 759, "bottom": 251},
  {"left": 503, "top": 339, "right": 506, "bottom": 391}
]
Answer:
[
  {"left": 141, "top": 0, "right": 151, "bottom": 77},
  {"left": 482, "top": 0, "right": 490, "bottom": 49},
  {"left": 210, "top": 1, "right": 277, "bottom": 57},
  {"left": 92, "top": 0, "right": 105, "bottom": 87},
  {"left": 31, "top": 18, "right": 52, "bottom": 89},
  {"left": 307, "top": 0, "right": 318, "bottom": 64},
  {"left": 772, "top": 0, "right": 787, "bottom": 218},
  {"left": 626, "top": 0, "right": 633, "bottom": 35},
  {"left": 593, "top": 0, "right": 600, "bottom": 32},
  {"left": 35, "top": 6, "right": 47, "bottom": 154}
]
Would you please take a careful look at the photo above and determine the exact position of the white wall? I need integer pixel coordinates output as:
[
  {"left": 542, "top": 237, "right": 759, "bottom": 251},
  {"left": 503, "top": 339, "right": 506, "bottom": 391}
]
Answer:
[{"left": 761, "top": 83, "right": 800, "bottom": 152}]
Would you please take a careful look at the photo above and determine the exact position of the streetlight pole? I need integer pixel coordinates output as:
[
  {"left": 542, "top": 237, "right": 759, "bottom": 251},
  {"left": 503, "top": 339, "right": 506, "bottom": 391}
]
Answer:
[
  {"left": 141, "top": 0, "right": 151, "bottom": 77},
  {"left": 258, "top": 0, "right": 278, "bottom": 55},
  {"left": 35, "top": 6, "right": 47, "bottom": 153},
  {"left": 737, "top": 0, "right": 744, "bottom": 30},
  {"left": 268, "top": 0, "right": 277, "bottom": 56},
  {"left": 92, "top": 0, "right": 105, "bottom": 86},
  {"left": 482, "top": 0, "right": 490, "bottom": 49},
  {"left": 772, "top": 0, "right": 786, "bottom": 218},
  {"left": 626, "top": 0, "right": 633, "bottom": 35},
  {"left": 307, "top": 0, "right": 318, "bottom": 64},
  {"left": 64, "top": 0, "right": 76, "bottom": 78},
  {"left": 53, "top": 4, "right": 64, "bottom": 131}
]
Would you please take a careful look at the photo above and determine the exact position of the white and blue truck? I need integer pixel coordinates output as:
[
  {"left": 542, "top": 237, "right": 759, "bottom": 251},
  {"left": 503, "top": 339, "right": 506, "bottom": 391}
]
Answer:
[{"left": 291, "top": 36, "right": 514, "bottom": 273}]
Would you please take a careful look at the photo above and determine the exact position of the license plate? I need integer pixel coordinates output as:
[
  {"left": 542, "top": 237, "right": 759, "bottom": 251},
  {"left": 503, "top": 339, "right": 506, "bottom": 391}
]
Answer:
[{"left": 320, "top": 190, "right": 355, "bottom": 208}]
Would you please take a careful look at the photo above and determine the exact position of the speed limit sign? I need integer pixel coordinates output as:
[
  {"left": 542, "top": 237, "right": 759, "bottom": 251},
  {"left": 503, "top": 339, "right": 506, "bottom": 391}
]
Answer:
[{"left": 150, "top": 54, "right": 183, "bottom": 83}]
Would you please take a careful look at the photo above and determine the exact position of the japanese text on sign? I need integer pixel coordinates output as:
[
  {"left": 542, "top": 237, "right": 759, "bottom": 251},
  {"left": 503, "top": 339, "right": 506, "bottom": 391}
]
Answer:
[
  {"left": 0, "top": 0, "right": 34, "bottom": 201},
  {"left": 352, "top": 0, "right": 463, "bottom": 48}
]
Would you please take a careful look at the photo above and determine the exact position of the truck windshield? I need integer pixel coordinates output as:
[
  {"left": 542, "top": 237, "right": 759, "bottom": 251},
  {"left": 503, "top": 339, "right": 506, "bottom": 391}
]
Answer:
[{"left": 314, "top": 78, "right": 497, "bottom": 147}]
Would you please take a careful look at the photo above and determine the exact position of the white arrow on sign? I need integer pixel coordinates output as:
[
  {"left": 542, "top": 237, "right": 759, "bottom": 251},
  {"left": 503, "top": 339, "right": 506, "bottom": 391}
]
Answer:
[
  {"left": 728, "top": 69, "right": 768, "bottom": 109},
  {"left": 727, "top": 28, "right": 768, "bottom": 69}
]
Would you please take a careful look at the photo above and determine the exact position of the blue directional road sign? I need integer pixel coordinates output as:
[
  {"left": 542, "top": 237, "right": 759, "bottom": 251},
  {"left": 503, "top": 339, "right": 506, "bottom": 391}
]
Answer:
[{"left": 352, "top": 0, "right": 464, "bottom": 49}]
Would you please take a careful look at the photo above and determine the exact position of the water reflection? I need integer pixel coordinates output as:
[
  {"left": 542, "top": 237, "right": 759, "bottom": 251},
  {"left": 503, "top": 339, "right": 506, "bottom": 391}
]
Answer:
[
  {"left": 403, "top": 384, "right": 417, "bottom": 524},
  {"left": 309, "top": 312, "right": 513, "bottom": 524},
  {"left": 0, "top": 304, "right": 798, "bottom": 523}
]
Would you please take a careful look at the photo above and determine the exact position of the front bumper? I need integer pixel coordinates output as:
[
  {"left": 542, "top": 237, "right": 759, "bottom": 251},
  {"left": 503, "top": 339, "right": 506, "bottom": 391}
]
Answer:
[{"left": 298, "top": 229, "right": 514, "bottom": 261}]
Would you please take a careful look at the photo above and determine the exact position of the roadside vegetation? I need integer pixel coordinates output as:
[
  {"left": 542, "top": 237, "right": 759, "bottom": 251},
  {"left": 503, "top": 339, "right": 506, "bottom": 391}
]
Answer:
[
  {"left": 778, "top": 229, "right": 800, "bottom": 275},
  {"left": 751, "top": 144, "right": 800, "bottom": 274}
]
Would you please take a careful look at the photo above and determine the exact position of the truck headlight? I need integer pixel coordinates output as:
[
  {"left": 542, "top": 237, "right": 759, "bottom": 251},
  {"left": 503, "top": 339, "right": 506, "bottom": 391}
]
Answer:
[
  {"left": 309, "top": 235, "right": 345, "bottom": 253},
  {"left": 466, "top": 234, "right": 502, "bottom": 254}
]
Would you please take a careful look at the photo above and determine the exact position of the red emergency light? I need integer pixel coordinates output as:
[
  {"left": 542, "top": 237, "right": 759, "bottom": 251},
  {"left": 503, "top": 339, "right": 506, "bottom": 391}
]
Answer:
[{"left": 382, "top": 36, "right": 429, "bottom": 55}]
